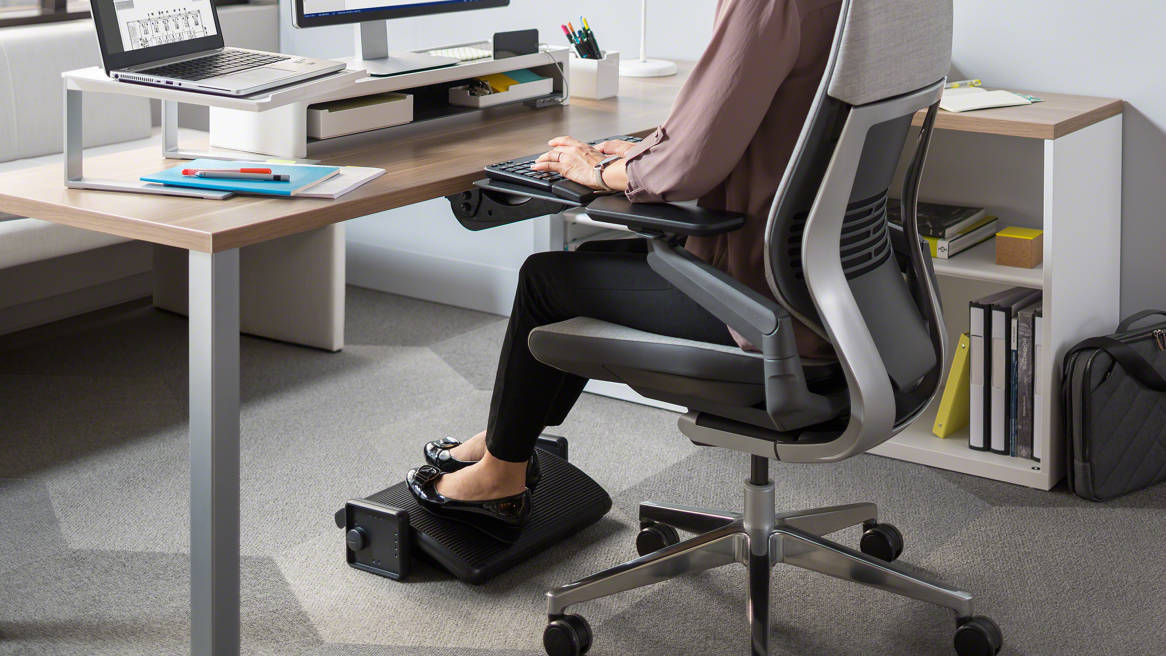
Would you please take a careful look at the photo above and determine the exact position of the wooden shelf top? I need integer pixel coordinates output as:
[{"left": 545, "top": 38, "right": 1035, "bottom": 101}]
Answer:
[{"left": 913, "top": 90, "right": 1123, "bottom": 140}]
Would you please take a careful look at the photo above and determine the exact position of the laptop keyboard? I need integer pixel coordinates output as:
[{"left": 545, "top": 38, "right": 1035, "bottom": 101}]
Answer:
[{"left": 141, "top": 50, "right": 289, "bottom": 81}]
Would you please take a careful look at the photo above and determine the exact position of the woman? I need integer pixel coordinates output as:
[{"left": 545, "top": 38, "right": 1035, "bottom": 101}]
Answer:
[{"left": 407, "top": 0, "right": 842, "bottom": 536}]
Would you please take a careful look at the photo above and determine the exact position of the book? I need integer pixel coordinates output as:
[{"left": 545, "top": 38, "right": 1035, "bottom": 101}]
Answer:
[
  {"left": 294, "top": 165, "right": 385, "bottom": 199},
  {"left": 969, "top": 287, "right": 1029, "bottom": 451},
  {"left": 1015, "top": 304, "right": 1041, "bottom": 459},
  {"left": 929, "top": 217, "right": 999, "bottom": 259},
  {"left": 886, "top": 201, "right": 991, "bottom": 240},
  {"left": 141, "top": 159, "right": 340, "bottom": 197},
  {"left": 989, "top": 288, "right": 1041, "bottom": 455},
  {"left": 1032, "top": 309, "right": 1045, "bottom": 461},
  {"left": 932, "top": 332, "right": 971, "bottom": 438}
]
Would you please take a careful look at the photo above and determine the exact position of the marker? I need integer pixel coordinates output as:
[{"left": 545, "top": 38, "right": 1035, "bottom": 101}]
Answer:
[
  {"left": 581, "top": 16, "right": 601, "bottom": 58},
  {"left": 182, "top": 167, "right": 272, "bottom": 175},
  {"left": 945, "top": 79, "right": 982, "bottom": 89},
  {"left": 194, "top": 171, "right": 290, "bottom": 181}
]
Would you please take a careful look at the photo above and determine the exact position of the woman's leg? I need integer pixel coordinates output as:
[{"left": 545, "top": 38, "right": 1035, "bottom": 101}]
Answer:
[{"left": 435, "top": 240, "right": 735, "bottom": 501}]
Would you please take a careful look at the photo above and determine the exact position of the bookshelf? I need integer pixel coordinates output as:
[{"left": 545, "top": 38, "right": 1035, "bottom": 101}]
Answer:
[
  {"left": 571, "top": 91, "right": 1122, "bottom": 491},
  {"left": 868, "top": 92, "right": 1123, "bottom": 490}
]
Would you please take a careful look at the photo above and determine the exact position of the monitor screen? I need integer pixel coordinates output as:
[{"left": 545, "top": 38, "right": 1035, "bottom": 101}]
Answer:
[{"left": 294, "top": 0, "right": 507, "bottom": 29}]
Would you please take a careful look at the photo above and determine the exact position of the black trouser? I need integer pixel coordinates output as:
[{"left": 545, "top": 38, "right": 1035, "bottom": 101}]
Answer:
[{"left": 485, "top": 238, "right": 735, "bottom": 462}]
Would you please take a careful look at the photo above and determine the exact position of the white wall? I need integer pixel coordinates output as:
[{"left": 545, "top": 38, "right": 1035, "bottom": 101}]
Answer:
[
  {"left": 948, "top": 0, "right": 1166, "bottom": 315},
  {"left": 280, "top": 0, "right": 1165, "bottom": 316}
]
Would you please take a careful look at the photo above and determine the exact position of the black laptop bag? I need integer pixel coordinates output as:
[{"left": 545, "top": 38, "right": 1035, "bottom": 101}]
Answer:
[{"left": 1062, "top": 310, "right": 1166, "bottom": 501}]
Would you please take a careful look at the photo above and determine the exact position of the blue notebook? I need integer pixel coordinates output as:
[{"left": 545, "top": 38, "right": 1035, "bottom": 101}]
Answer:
[{"left": 141, "top": 159, "right": 341, "bottom": 197}]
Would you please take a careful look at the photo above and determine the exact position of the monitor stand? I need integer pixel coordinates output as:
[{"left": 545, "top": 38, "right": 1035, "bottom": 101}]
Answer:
[{"left": 348, "top": 21, "right": 459, "bottom": 77}]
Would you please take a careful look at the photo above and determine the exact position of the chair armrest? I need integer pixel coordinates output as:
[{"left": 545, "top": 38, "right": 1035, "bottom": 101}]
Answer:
[
  {"left": 585, "top": 196, "right": 746, "bottom": 237},
  {"left": 645, "top": 240, "right": 788, "bottom": 353}
]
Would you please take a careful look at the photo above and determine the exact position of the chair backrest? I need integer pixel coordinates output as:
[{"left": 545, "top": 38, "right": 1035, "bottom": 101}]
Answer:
[{"left": 762, "top": 0, "right": 952, "bottom": 461}]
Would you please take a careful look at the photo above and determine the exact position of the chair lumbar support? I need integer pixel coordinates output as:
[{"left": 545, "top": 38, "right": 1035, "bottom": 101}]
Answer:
[{"left": 542, "top": 456, "right": 1001, "bottom": 656}]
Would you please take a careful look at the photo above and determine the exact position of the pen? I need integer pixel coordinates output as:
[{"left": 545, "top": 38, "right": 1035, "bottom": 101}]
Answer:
[
  {"left": 193, "top": 171, "right": 290, "bottom": 181},
  {"left": 562, "top": 23, "right": 584, "bottom": 58},
  {"left": 945, "top": 79, "right": 982, "bottom": 89},
  {"left": 182, "top": 168, "right": 272, "bottom": 175},
  {"left": 582, "top": 17, "right": 601, "bottom": 58}
]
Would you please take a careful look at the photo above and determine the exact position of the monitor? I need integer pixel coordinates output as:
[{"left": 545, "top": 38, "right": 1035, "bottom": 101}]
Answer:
[{"left": 293, "top": 0, "right": 509, "bottom": 76}]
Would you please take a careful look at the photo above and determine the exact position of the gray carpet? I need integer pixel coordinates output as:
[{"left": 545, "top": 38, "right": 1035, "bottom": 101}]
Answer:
[{"left": 2, "top": 287, "right": 1165, "bottom": 656}]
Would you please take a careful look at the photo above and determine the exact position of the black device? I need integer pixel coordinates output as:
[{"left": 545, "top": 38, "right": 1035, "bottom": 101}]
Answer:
[
  {"left": 493, "top": 29, "right": 540, "bottom": 59},
  {"left": 337, "top": 435, "right": 613, "bottom": 584},
  {"left": 484, "top": 135, "right": 642, "bottom": 203}
]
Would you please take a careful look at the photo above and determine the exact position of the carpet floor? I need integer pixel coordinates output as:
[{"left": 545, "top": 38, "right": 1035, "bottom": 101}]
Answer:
[{"left": 2, "top": 287, "right": 1164, "bottom": 655}]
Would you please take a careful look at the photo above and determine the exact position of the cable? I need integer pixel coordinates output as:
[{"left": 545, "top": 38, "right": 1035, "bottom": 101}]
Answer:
[{"left": 539, "top": 42, "right": 569, "bottom": 105}]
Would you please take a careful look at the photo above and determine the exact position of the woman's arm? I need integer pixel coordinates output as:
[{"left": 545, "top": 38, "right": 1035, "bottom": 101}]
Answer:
[{"left": 623, "top": 0, "right": 803, "bottom": 203}]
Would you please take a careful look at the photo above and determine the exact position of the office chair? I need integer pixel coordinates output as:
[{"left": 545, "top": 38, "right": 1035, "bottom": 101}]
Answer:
[{"left": 526, "top": 1, "right": 1002, "bottom": 655}]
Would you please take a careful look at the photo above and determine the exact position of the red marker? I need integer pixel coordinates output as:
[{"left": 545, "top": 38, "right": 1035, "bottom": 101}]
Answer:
[{"left": 182, "top": 168, "right": 272, "bottom": 176}]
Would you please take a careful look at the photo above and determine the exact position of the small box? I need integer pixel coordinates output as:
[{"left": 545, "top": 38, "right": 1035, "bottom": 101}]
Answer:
[
  {"left": 448, "top": 75, "right": 554, "bottom": 108},
  {"left": 569, "top": 50, "right": 620, "bottom": 100},
  {"left": 995, "top": 226, "right": 1043, "bottom": 268},
  {"left": 307, "top": 92, "right": 413, "bottom": 139}
]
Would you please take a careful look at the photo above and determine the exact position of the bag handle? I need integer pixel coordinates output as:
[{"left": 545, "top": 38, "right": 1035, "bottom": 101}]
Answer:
[
  {"left": 1117, "top": 310, "right": 1166, "bottom": 333},
  {"left": 1071, "top": 336, "right": 1166, "bottom": 391}
]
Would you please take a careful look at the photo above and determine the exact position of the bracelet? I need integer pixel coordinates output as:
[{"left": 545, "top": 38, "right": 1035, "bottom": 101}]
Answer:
[{"left": 593, "top": 155, "right": 621, "bottom": 191}]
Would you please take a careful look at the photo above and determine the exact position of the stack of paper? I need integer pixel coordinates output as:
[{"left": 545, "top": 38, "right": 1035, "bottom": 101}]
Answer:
[{"left": 940, "top": 87, "right": 1033, "bottom": 113}]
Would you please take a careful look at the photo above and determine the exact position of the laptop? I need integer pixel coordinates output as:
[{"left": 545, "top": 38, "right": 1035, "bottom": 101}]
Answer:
[{"left": 89, "top": 0, "right": 345, "bottom": 97}]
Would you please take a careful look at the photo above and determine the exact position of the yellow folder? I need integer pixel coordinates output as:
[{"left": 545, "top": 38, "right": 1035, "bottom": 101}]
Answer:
[{"left": 932, "top": 332, "right": 971, "bottom": 438}]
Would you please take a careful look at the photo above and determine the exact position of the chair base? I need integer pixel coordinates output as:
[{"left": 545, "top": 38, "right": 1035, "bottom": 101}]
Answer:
[{"left": 544, "top": 477, "right": 997, "bottom": 656}]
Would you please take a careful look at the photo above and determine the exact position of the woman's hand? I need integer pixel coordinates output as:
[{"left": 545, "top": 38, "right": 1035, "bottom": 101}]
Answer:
[
  {"left": 594, "top": 139, "right": 638, "bottom": 157},
  {"left": 531, "top": 136, "right": 608, "bottom": 189}
]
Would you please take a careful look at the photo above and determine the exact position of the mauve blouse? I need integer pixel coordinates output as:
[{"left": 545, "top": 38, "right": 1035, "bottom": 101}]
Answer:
[{"left": 622, "top": 0, "right": 842, "bottom": 356}]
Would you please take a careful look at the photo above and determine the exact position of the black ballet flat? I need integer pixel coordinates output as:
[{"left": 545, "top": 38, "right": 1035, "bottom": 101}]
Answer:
[
  {"left": 423, "top": 437, "right": 542, "bottom": 489},
  {"left": 406, "top": 465, "right": 532, "bottom": 543}
]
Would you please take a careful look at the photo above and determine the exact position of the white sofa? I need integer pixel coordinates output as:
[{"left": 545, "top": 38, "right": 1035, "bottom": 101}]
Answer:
[
  {"left": 1, "top": 12, "right": 345, "bottom": 350},
  {"left": 0, "top": 20, "right": 154, "bottom": 335}
]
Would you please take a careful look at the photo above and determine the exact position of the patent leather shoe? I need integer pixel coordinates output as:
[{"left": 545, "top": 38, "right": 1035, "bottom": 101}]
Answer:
[
  {"left": 423, "top": 437, "right": 542, "bottom": 489},
  {"left": 406, "top": 465, "right": 531, "bottom": 543}
]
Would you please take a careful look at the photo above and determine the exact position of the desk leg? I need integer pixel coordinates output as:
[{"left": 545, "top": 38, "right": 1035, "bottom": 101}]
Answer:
[{"left": 188, "top": 249, "right": 241, "bottom": 656}]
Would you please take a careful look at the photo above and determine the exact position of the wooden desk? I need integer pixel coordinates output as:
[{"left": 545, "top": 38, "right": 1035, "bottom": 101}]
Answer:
[{"left": 0, "top": 68, "right": 686, "bottom": 656}]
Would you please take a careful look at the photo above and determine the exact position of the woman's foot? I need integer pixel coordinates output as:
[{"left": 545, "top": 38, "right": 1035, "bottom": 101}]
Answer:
[
  {"left": 406, "top": 456, "right": 533, "bottom": 542},
  {"left": 433, "top": 454, "right": 529, "bottom": 500},
  {"left": 448, "top": 430, "right": 487, "bottom": 461},
  {"left": 424, "top": 433, "right": 542, "bottom": 489}
]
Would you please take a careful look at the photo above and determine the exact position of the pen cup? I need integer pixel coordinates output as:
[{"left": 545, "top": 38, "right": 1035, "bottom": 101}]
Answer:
[{"left": 569, "top": 50, "right": 620, "bottom": 100}]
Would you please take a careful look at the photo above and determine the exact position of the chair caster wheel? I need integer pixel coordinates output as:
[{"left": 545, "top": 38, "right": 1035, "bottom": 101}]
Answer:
[
  {"left": 954, "top": 616, "right": 1002, "bottom": 656},
  {"left": 860, "top": 522, "right": 904, "bottom": 562},
  {"left": 636, "top": 521, "right": 680, "bottom": 556},
  {"left": 544, "top": 614, "right": 592, "bottom": 656}
]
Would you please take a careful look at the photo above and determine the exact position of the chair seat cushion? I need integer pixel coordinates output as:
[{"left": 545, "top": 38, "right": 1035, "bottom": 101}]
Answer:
[{"left": 529, "top": 317, "right": 767, "bottom": 385}]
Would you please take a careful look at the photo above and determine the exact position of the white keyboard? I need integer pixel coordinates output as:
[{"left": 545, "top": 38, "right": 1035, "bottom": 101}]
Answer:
[{"left": 424, "top": 43, "right": 493, "bottom": 62}]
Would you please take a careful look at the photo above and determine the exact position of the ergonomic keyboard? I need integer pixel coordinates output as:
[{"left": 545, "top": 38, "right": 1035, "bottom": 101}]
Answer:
[
  {"left": 141, "top": 49, "right": 289, "bottom": 81},
  {"left": 484, "top": 135, "right": 642, "bottom": 203}
]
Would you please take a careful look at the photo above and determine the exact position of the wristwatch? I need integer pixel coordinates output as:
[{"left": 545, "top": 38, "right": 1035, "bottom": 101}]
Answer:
[{"left": 593, "top": 155, "right": 621, "bottom": 191}]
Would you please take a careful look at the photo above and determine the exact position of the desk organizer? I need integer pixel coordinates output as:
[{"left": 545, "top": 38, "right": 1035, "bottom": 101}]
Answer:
[
  {"left": 210, "top": 47, "right": 571, "bottom": 159},
  {"left": 307, "top": 92, "right": 412, "bottom": 139},
  {"left": 449, "top": 76, "right": 554, "bottom": 108},
  {"left": 569, "top": 50, "right": 620, "bottom": 100}
]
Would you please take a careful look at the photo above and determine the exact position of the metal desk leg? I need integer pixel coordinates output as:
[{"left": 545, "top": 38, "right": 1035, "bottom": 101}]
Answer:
[{"left": 188, "top": 249, "right": 241, "bottom": 656}]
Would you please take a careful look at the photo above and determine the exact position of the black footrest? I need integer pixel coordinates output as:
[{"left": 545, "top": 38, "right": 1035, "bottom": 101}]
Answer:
[{"left": 338, "top": 440, "right": 608, "bottom": 584}]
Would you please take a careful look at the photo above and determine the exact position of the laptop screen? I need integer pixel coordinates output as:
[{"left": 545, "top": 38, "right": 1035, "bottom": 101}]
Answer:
[{"left": 90, "top": 0, "right": 225, "bottom": 71}]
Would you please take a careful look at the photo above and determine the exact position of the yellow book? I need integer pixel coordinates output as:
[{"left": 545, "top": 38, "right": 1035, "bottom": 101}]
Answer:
[{"left": 932, "top": 332, "right": 971, "bottom": 438}]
